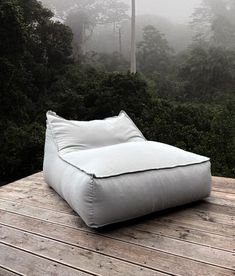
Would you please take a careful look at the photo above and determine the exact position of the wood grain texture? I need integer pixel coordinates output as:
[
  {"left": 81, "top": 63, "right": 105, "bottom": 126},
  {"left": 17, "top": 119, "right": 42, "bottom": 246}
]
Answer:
[
  {"left": 0, "top": 199, "right": 233, "bottom": 252},
  {"left": 0, "top": 267, "right": 20, "bottom": 276},
  {"left": 0, "top": 244, "right": 92, "bottom": 276},
  {"left": 0, "top": 212, "right": 233, "bottom": 276},
  {"left": 0, "top": 225, "right": 165, "bottom": 276},
  {"left": 0, "top": 173, "right": 235, "bottom": 276},
  {"left": 212, "top": 177, "right": 235, "bottom": 194}
]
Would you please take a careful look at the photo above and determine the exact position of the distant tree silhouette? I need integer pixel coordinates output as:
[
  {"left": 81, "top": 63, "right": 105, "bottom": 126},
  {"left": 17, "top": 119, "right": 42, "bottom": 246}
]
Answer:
[{"left": 137, "top": 25, "right": 172, "bottom": 74}]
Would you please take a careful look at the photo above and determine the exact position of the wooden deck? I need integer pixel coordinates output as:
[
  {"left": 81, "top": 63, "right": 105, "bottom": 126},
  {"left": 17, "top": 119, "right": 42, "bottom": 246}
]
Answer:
[{"left": 0, "top": 173, "right": 234, "bottom": 276}]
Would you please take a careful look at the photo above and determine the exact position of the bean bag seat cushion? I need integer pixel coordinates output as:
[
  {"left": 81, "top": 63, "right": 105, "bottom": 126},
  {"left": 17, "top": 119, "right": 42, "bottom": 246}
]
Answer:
[{"left": 43, "top": 111, "right": 211, "bottom": 228}]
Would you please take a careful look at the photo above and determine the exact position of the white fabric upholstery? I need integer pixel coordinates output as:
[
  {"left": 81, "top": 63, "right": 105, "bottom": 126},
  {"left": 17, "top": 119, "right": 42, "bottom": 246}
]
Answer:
[
  {"left": 47, "top": 110, "right": 145, "bottom": 154},
  {"left": 62, "top": 141, "right": 209, "bottom": 178},
  {"left": 43, "top": 111, "right": 211, "bottom": 228}
]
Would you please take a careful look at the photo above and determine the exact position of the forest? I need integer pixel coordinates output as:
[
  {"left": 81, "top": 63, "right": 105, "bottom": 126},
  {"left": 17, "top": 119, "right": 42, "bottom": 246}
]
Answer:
[{"left": 0, "top": 0, "right": 234, "bottom": 184}]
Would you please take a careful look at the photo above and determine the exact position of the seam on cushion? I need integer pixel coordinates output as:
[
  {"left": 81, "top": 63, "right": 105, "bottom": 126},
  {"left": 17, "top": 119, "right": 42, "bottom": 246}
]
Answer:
[
  {"left": 89, "top": 176, "right": 95, "bottom": 227},
  {"left": 92, "top": 160, "right": 211, "bottom": 179},
  {"left": 46, "top": 121, "right": 94, "bottom": 178},
  {"left": 120, "top": 110, "right": 146, "bottom": 140},
  {"left": 47, "top": 112, "right": 70, "bottom": 153},
  {"left": 59, "top": 153, "right": 95, "bottom": 177},
  {"left": 58, "top": 157, "right": 210, "bottom": 179},
  {"left": 47, "top": 120, "right": 60, "bottom": 152}
]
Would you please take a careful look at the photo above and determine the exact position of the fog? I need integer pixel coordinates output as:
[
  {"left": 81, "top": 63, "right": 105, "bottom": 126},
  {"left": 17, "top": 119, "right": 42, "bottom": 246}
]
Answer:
[
  {"left": 42, "top": 0, "right": 202, "bottom": 24},
  {"left": 124, "top": 0, "right": 201, "bottom": 23},
  {"left": 40, "top": 0, "right": 235, "bottom": 54},
  {"left": 41, "top": 0, "right": 202, "bottom": 53}
]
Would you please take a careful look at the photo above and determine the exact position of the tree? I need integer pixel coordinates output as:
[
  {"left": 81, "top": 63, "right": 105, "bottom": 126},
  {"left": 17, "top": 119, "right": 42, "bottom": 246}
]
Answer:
[
  {"left": 178, "top": 45, "right": 235, "bottom": 99},
  {"left": 0, "top": 0, "right": 73, "bottom": 182},
  {"left": 83, "top": 51, "right": 129, "bottom": 72},
  {"left": 137, "top": 25, "right": 173, "bottom": 74},
  {"left": 42, "top": 0, "right": 129, "bottom": 24},
  {"left": 66, "top": 10, "right": 94, "bottom": 57},
  {"left": 0, "top": 0, "right": 26, "bottom": 61},
  {"left": 191, "top": 0, "right": 235, "bottom": 48},
  {"left": 48, "top": 66, "right": 151, "bottom": 121},
  {"left": 61, "top": 0, "right": 129, "bottom": 57},
  {"left": 42, "top": 0, "right": 129, "bottom": 58}
]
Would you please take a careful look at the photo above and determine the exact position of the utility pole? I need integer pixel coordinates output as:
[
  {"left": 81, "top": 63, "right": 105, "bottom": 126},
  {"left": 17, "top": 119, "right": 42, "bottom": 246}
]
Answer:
[
  {"left": 130, "top": 0, "right": 136, "bottom": 73},
  {"left": 119, "top": 27, "right": 122, "bottom": 55}
]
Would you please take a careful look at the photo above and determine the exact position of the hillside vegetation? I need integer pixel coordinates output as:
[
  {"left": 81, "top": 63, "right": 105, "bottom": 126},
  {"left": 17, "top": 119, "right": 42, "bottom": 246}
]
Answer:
[{"left": 0, "top": 0, "right": 234, "bottom": 183}]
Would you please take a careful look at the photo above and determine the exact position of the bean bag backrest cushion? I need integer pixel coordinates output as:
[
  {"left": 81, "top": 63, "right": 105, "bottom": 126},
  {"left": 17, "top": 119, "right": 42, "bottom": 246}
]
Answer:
[{"left": 47, "top": 111, "right": 145, "bottom": 154}]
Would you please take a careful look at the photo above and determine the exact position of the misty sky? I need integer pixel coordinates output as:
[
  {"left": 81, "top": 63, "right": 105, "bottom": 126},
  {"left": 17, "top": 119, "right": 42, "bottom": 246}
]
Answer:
[{"left": 125, "top": 0, "right": 202, "bottom": 23}]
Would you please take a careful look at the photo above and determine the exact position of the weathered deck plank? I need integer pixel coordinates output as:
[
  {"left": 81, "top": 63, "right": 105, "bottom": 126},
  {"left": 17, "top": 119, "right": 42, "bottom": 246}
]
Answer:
[
  {"left": 0, "top": 173, "right": 235, "bottom": 276},
  {"left": 212, "top": 177, "right": 235, "bottom": 194},
  {"left": 0, "top": 243, "right": 92, "bottom": 276},
  {"left": 0, "top": 188, "right": 75, "bottom": 214},
  {"left": 0, "top": 225, "right": 166, "bottom": 276},
  {"left": 0, "top": 267, "right": 20, "bottom": 276},
  {"left": 0, "top": 211, "right": 233, "bottom": 276},
  {"left": 0, "top": 199, "right": 233, "bottom": 252}
]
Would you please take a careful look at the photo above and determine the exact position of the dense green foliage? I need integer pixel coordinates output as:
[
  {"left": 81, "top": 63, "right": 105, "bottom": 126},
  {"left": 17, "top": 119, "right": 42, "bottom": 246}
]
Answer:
[
  {"left": 0, "top": 0, "right": 73, "bottom": 182},
  {"left": 0, "top": 0, "right": 234, "bottom": 183},
  {"left": 137, "top": 25, "right": 173, "bottom": 75},
  {"left": 178, "top": 45, "right": 235, "bottom": 100}
]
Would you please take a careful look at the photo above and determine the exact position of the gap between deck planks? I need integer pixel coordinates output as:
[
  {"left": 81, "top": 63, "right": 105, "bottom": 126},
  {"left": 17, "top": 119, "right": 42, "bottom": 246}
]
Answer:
[
  {"left": 0, "top": 243, "right": 93, "bottom": 276},
  {"left": 0, "top": 199, "right": 233, "bottom": 252},
  {"left": 1, "top": 224, "right": 168, "bottom": 276},
  {"left": 0, "top": 213, "right": 233, "bottom": 276},
  {"left": 0, "top": 183, "right": 234, "bottom": 237},
  {"left": 0, "top": 266, "right": 21, "bottom": 276},
  {"left": 0, "top": 173, "right": 235, "bottom": 276}
]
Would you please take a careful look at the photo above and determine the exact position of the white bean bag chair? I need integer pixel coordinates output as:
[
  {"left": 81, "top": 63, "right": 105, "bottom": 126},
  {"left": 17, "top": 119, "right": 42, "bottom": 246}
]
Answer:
[{"left": 43, "top": 111, "right": 211, "bottom": 228}]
